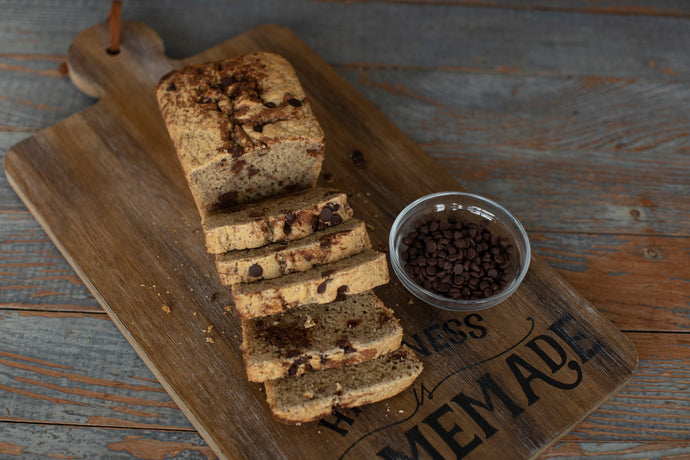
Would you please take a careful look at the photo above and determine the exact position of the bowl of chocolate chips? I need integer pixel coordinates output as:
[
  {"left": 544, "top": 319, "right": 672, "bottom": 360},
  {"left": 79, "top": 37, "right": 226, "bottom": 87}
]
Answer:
[{"left": 389, "top": 192, "right": 531, "bottom": 311}]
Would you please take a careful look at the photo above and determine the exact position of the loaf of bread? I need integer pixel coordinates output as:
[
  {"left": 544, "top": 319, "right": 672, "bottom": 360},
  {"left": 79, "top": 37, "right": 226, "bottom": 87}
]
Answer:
[
  {"left": 202, "top": 188, "right": 352, "bottom": 254},
  {"left": 242, "top": 292, "right": 402, "bottom": 382},
  {"left": 231, "top": 249, "right": 389, "bottom": 319},
  {"left": 216, "top": 219, "right": 370, "bottom": 285},
  {"left": 264, "top": 346, "right": 422, "bottom": 424},
  {"left": 156, "top": 52, "right": 325, "bottom": 214}
]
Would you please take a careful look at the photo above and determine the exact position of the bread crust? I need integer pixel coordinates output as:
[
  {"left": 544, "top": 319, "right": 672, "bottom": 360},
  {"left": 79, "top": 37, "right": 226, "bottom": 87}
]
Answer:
[
  {"left": 264, "top": 346, "right": 423, "bottom": 424},
  {"left": 242, "top": 292, "right": 402, "bottom": 382},
  {"left": 231, "top": 250, "right": 389, "bottom": 319},
  {"left": 156, "top": 52, "right": 325, "bottom": 214},
  {"left": 202, "top": 188, "right": 352, "bottom": 254},
  {"left": 216, "top": 219, "right": 371, "bottom": 285}
]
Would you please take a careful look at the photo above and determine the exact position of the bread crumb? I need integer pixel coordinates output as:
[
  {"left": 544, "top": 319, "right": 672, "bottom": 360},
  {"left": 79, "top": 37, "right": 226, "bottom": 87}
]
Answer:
[
  {"left": 304, "top": 316, "right": 316, "bottom": 328},
  {"left": 366, "top": 223, "right": 375, "bottom": 231},
  {"left": 398, "top": 409, "right": 404, "bottom": 414},
  {"left": 303, "top": 390, "right": 315, "bottom": 399},
  {"left": 161, "top": 305, "right": 172, "bottom": 314},
  {"left": 206, "top": 337, "right": 215, "bottom": 343},
  {"left": 408, "top": 298, "right": 414, "bottom": 305},
  {"left": 335, "top": 382, "right": 343, "bottom": 392},
  {"left": 205, "top": 325, "right": 214, "bottom": 333}
]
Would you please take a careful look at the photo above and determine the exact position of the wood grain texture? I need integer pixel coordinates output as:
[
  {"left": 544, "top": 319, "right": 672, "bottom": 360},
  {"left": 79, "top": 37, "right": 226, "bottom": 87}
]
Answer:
[
  {"left": 0, "top": 312, "right": 685, "bottom": 457},
  {"left": 333, "top": 0, "right": 690, "bottom": 18},
  {"left": 1, "top": 1, "right": 687, "bottom": 458},
  {"left": 0, "top": 423, "right": 211, "bottom": 459},
  {"left": 2, "top": 1, "right": 690, "bottom": 79},
  {"left": 3, "top": 17, "right": 637, "bottom": 460}
]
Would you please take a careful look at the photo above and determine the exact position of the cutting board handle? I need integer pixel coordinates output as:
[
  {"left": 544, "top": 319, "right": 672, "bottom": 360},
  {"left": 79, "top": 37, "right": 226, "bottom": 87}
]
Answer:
[{"left": 67, "top": 21, "right": 171, "bottom": 99}]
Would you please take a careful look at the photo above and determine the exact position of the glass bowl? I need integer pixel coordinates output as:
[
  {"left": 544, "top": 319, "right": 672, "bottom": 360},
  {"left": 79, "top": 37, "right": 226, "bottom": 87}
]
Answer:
[{"left": 389, "top": 192, "right": 531, "bottom": 311}]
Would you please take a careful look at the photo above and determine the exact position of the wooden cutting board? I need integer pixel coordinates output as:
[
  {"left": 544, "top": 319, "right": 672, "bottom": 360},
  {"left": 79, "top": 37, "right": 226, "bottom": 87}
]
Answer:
[{"left": 3, "top": 21, "right": 638, "bottom": 460}]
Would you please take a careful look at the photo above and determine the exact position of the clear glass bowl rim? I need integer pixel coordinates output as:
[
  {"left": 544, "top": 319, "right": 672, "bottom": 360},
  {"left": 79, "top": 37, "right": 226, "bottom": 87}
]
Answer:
[{"left": 388, "top": 191, "right": 531, "bottom": 311}]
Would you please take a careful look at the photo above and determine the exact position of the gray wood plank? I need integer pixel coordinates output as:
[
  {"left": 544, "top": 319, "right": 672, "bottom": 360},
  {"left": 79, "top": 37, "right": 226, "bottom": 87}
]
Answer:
[
  {"left": 0, "top": 423, "right": 212, "bottom": 459},
  {"left": 1, "top": 1, "right": 688, "bottom": 459},
  {"left": 3, "top": 68, "right": 689, "bottom": 236},
  {"left": 2, "top": 0, "right": 689, "bottom": 79},
  {"left": 3, "top": 196, "right": 686, "bottom": 330},
  {"left": 334, "top": 68, "right": 690, "bottom": 236},
  {"left": 1, "top": 312, "right": 687, "bottom": 452},
  {"left": 0, "top": 207, "right": 99, "bottom": 311},
  {"left": 340, "top": 0, "right": 690, "bottom": 17},
  {"left": 0, "top": 310, "right": 194, "bottom": 430}
]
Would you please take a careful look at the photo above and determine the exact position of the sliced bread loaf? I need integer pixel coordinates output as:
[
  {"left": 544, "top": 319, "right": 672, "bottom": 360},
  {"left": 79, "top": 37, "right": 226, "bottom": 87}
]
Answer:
[
  {"left": 264, "top": 346, "right": 423, "bottom": 424},
  {"left": 216, "top": 219, "right": 371, "bottom": 285},
  {"left": 242, "top": 292, "right": 402, "bottom": 382},
  {"left": 156, "top": 52, "right": 325, "bottom": 214},
  {"left": 231, "top": 249, "right": 389, "bottom": 319},
  {"left": 202, "top": 188, "right": 352, "bottom": 254}
]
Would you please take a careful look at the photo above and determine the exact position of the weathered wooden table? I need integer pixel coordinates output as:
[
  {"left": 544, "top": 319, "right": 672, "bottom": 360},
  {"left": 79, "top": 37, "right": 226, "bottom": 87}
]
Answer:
[{"left": 1, "top": 1, "right": 688, "bottom": 458}]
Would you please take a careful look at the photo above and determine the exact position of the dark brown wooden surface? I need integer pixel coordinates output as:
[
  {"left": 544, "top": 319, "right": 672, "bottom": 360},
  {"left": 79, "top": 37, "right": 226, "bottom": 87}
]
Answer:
[
  {"left": 2, "top": 15, "right": 638, "bottom": 460},
  {"left": 0, "top": 2, "right": 687, "bottom": 459}
]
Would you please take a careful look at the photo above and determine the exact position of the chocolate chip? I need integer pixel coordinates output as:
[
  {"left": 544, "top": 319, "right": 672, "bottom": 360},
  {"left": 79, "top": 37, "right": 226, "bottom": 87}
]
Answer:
[
  {"left": 287, "top": 98, "right": 302, "bottom": 107},
  {"left": 317, "top": 281, "right": 328, "bottom": 294},
  {"left": 253, "top": 124, "right": 264, "bottom": 133},
  {"left": 247, "top": 166, "right": 260, "bottom": 177},
  {"left": 166, "top": 82, "right": 176, "bottom": 91},
  {"left": 319, "top": 236, "right": 333, "bottom": 249},
  {"left": 229, "top": 145, "right": 243, "bottom": 157},
  {"left": 378, "top": 312, "right": 392, "bottom": 324},
  {"left": 248, "top": 264, "right": 263, "bottom": 277},
  {"left": 320, "top": 206, "right": 333, "bottom": 222},
  {"left": 351, "top": 150, "right": 367, "bottom": 169},
  {"left": 336, "top": 285, "right": 349, "bottom": 301},
  {"left": 399, "top": 214, "right": 515, "bottom": 301},
  {"left": 331, "top": 214, "right": 343, "bottom": 225},
  {"left": 219, "top": 77, "right": 234, "bottom": 87}
]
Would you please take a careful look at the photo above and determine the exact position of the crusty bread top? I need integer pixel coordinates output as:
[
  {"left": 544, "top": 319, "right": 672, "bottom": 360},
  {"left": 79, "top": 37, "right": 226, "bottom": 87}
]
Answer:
[{"left": 156, "top": 51, "right": 324, "bottom": 173}]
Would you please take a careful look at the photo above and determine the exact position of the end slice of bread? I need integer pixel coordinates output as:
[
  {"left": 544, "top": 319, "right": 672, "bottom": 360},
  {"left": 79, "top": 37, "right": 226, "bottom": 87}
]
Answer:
[
  {"left": 202, "top": 188, "right": 353, "bottom": 254},
  {"left": 264, "top": 346, "right": 423, "bottom": 424},
  {"left": 242, "top": 291, "right": 402, "bottom": 382},
  {"left": 216, "top": 219, "right": 371, "bottom": 285},
  {"left": 231, "top": 249, "right": 389, "bottom": 319}
]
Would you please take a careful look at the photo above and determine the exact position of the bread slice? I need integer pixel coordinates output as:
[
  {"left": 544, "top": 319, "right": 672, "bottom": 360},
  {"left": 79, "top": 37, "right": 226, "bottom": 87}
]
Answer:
[
  {"left": 156, "top": 52, "right": 325, "bottom": 214},
  {"left": 231, "top": 250, "right": 389, "bottom": 319},
  {"left": 216, "top": 219, "right": 371, "bottom": 285},
  {"left": 242, "top": 292, "right": 402, "bottom": 382},
  {"left": 202, "top": 188, "right": 353, "bottom": 254},
  {"left": 264, "top": 346, "right": 423, "bottom": 424}
]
